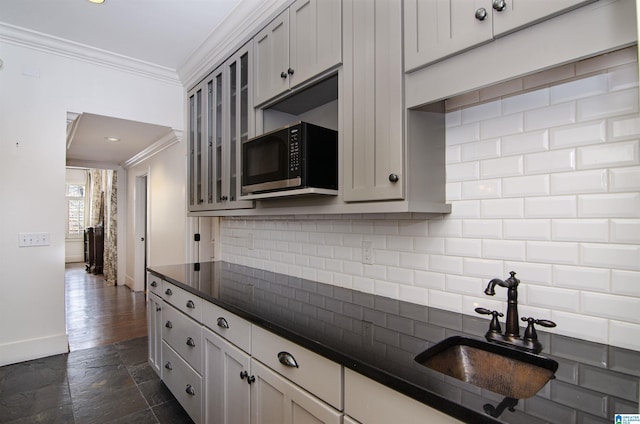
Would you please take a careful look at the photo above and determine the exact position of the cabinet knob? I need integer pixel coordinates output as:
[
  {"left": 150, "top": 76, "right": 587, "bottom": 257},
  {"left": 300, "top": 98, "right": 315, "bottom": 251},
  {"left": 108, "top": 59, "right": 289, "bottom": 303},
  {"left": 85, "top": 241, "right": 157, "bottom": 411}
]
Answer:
[
  {"left": 150, "top": 281, "right": 157, "bottom": 287},
  {"left": 185, "top": 384, "right": 196, "bottom": 396},
  {"left": 280, "top": 71, "right": 288, "bottom": 79},
  {"left": 220, "top": 195, "right": 229, "bottom": 201},
  {"left": 240, "top": 370, "right": 249, "bottom": 380},
  {"left": 165, "top": 361, "right": 173, "bottom": 370},
  {"left": 287, "top": 68, "right": 294, "bottom": 76},
  {"left": 277, "top": 351, "right": 299, "bottom": 368},
  {"left": 247, "top": 375, "right": 256, "bottom": 385},
  {"left": 217, "top": 317, "right": 230, "bottom": 329},
  {"left": 475, "top": 7, "right": 488, "bottom": 20},
  {"left": 492, "top": 0, "right": 506, "bottom": 11},
  {"left": 165, "top": 321, "right": 173, "bottom": 329},
  {"left": 165, "top": 288, "right": 172, "bottom": 296},
  {"left": 156, "top": 306, "right": 161, "bottom": 312},
  {"left": 388, "top": 173, "right": 399, "bottom": 183},
  {"left": 186, "top": 337, "right": 196, "bottom": 347},
  {"left": 186, "top": 300, "right": 196, "bottom": 309}
]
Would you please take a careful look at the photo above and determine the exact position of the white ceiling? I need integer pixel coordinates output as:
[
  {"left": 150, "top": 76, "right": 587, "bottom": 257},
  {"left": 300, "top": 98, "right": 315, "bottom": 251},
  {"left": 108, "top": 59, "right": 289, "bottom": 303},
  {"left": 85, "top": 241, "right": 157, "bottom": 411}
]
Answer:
[{"left": 0, "top": 0, "right": 243, "bottom": 167}]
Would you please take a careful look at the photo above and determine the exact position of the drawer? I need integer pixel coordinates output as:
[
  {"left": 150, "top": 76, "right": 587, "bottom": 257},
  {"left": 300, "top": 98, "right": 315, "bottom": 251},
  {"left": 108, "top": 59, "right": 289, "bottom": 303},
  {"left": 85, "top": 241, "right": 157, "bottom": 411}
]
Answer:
[
  {"left": 162, "top": 342, "right": 203, "bottom": 424},
  {"left": 162, "top": 281, "right": 203, "bottom": 322},
  {"left": 202, "top": 302, "right": 251, "bottom": 353},
  {"left": 251, "top": 325, "right": 343, "bottom": 410},
  {"left": 162, "top": 303, "right": 203, "bottom": 374},
  {"left": 147, "top": 272, "right": 163, "bottom": 297}
]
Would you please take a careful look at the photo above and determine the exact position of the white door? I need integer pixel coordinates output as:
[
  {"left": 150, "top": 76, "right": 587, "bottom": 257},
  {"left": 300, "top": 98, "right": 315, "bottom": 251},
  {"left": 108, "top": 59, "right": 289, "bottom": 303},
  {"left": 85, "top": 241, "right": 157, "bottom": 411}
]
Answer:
[{"left": 134, "top": 174, "right": 148, "bottom": 292}]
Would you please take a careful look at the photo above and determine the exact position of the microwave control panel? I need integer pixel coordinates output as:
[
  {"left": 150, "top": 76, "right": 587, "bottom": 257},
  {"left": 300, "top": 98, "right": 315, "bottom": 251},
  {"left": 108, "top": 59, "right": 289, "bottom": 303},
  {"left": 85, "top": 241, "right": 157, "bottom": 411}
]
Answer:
[{"left": 289, "top": 128, "right": 301, "bottom": 176}]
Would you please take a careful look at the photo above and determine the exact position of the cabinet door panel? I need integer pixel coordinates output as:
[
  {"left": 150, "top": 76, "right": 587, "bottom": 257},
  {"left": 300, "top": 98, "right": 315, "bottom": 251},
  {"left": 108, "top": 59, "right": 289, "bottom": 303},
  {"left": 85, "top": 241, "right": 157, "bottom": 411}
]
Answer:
[
  {"left": 343, "top": 0, "right": 404, "bottom": 201},
  {"left": 492, "top": 0, "right": 596, "bottom": 37},
  {"left": 147, "top": 292, "right": 162, "bottom": 377},
  {"left": 204, "top": 329, "right": 250, "bottom": 424},
  {"left": 289, "top": 0, "right": 342, "bottom": 88},
  {"left": 254, "top": 11, "right": 290, "bottom": 105},
  {"left": 404, "top": 0, "right": 493, "bottom": 71}
]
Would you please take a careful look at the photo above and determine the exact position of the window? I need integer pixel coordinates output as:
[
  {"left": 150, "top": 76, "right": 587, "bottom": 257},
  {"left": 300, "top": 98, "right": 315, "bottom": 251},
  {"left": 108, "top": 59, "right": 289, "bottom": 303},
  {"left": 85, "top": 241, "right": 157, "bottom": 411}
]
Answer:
[{"left": 66, "top": 184, "right": 85, "bottom": 238}]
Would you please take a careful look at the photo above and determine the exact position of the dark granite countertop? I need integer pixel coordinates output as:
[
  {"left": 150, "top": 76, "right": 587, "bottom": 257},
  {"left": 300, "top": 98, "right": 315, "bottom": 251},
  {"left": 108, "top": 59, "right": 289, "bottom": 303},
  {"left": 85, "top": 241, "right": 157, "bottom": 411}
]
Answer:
[{"left": 148, "top": 261, "right": 639, "bottom": 424}]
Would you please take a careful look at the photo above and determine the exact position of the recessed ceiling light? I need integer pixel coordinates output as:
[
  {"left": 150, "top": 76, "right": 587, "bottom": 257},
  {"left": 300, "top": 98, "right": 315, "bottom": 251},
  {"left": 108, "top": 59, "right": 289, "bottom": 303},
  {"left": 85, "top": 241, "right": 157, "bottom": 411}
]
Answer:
[
  {"left": 105, "top": 137, "right": 120, "bottom": 142},
  {"left": 87, "top": 0, "right": 105, "bottom": 4}
]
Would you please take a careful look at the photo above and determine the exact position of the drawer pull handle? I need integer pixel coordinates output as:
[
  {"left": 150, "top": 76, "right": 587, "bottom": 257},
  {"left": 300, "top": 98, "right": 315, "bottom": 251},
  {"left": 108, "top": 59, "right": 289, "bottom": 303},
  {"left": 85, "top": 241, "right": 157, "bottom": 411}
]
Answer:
[
  {"left": 150, "top": 281, "right": 158, "bottom": 287},
  {"left": 247, "top": 375, "right": 255, "bottom": 384},
  {"left": 185, "top": 384, "right": 196, "bottom": 396},
  {"left": 156, "top": 306, "right": 161, "bottom": 312},
  {"left": 277, "top": 351, "right": 299, "bottom": 368},
  {"left": 240, "top": 370, "right": 248, "bottom": 380},
  {"left": 217, "top": 317, "right": 229, "bottom": 329},
  {"left": 186, "top": 300, "right": 196, "bottom": 309},
  {"left": 165, "top": 321, "right": 173, "bottom": 329},
  {"left": 165, "top": 361, "right": 172, "bottom": 370},
  {"left": 165, "top": 288, "right": 172, "bottom": 296},
  {"left": 186, "top": 337, "right": 196, "bottom": 347}
]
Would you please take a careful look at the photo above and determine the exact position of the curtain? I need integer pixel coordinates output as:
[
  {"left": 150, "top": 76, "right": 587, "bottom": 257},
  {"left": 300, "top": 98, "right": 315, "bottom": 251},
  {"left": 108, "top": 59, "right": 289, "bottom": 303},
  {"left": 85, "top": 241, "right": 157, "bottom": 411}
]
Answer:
[
  {"left": 103, "top": 170, "right": 118, "bottom": 285},
  {"left": 90, "top": 169, "right": 103, "bottom": 226}
]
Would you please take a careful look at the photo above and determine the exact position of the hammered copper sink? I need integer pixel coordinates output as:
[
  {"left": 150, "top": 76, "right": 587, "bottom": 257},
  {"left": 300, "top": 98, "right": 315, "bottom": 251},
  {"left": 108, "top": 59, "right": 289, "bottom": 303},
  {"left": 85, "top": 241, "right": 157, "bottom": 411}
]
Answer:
[{"left": 415, "top": 336, "right": 559, "bottom": 399}]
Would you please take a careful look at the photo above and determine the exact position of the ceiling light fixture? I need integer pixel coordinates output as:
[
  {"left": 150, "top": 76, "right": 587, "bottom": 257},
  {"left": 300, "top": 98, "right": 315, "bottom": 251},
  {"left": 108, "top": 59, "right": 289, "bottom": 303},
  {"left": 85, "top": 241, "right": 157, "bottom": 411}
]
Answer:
[
  {"left": 105, "top": 137, "right": 120, "bottom": 142},
  {"left": 87, "top": 0, "right": 105, "bottom": 4}
]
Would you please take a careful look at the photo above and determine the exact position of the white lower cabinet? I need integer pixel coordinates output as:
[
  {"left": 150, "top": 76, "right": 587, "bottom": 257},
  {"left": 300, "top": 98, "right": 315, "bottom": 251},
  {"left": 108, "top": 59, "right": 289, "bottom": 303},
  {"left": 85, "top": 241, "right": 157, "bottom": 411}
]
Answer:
[
  {"left": 147, "top": 292, "right": 163, "bottom": 377},
  {"left": 203, "top": 328, "right": 251, "bottom": 424},
  {"left": 163, "top": 341, "right": 204, "bottom": 423},
  {"left": 344, "top": 416, "right": 360, "bottom": 424},
  {"left": 250, "top": 359, "right": 342, "bottom": 424},
  {"left": 344, "top": 369, "right": 463, "bottom": 424}
]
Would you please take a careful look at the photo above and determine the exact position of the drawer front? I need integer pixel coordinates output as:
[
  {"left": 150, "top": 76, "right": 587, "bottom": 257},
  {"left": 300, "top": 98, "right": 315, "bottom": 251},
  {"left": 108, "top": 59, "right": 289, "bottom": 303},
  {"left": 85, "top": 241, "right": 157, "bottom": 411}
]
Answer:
[
  {"left": 147, "top": 273, "right": 163, "bottom": 297},
  {"left": 162, "top": 304, "right": 203, "bottom": 374},
  {"left": 162, "top": 281, "right": 203, "bottom": 322},
  {"left": 251, "top": 325, "right": 343, "bottom": 410},
  {"left": 202, "top": 302, "right": 251, "bottom": 353},
  {"left": 162, "top": 342, "right": 203, "bottom": 424}
]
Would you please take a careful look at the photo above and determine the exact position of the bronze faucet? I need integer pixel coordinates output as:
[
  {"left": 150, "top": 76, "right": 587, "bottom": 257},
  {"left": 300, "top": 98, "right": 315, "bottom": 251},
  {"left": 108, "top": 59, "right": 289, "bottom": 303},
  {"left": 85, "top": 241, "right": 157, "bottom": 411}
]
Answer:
[{"left": 476, "top": 271, "right": 556, "bottom": 354}]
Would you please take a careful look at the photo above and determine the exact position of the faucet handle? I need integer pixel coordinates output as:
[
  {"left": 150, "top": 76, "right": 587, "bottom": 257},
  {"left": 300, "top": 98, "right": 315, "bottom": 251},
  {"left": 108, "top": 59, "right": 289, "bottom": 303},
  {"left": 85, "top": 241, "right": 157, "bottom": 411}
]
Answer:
[
  {"left": 521, "top": 317, "right": 556, "bottom": 341},
  {"left": 476, "top": 307, "right": 504, "bottom": 333}
]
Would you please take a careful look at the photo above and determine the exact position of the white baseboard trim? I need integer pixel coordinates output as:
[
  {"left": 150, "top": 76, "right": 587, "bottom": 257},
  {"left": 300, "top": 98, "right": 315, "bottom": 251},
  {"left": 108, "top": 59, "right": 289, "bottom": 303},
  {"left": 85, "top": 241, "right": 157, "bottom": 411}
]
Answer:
[
  {"left": 0, "top": 333, "right": 69, "bottom": 367},
  {"left": 125, "top": 274, "right": 135, "bottom": 291},
  {"left": 65, "top": 255, "right": 84, "bottom": 263}
]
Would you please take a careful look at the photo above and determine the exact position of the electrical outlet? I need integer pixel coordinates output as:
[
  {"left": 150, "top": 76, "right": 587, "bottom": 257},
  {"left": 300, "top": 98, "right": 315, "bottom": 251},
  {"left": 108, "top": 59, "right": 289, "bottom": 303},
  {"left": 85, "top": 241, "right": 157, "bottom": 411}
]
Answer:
[{"left": 362, "top": 241, "right": 374, "bottom": 265}]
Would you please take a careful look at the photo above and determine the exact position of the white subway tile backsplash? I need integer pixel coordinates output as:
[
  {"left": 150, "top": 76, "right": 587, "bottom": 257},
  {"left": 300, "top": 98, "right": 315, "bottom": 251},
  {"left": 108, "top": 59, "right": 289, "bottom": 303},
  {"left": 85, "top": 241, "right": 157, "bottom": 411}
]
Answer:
[
  {"left": 479, "top": 78, "right": 523, "bottom": 102},
  {"left": 480, "top": 156, "right": 524, "bottom": 179},
  {"left": 480, "top": 112, "right": 524, "bottom": 139},
  {"left": 551, "top": 219, "right": 609, "bottom": 243},
  {"left": 550, "top": 170, "right": 608, "bottom": 195},
  {"left": 445, "top": 274, "right": 483, "bottom": 296},
  {"left": 447, "top": 122, "right": 480, "bottom": 145},
  {"left": 609, "top": 321, "right": 640, "bottom": 352},
  {"left": 503, "top": 174, "right": 550, "bottom": 197},
  {"left": 387, "top": 236, "right": 413, "bottom": 251},
  {"left": 445, "top": 238, "right": 482, "bottom": 257},
  {"left": 414, "top": 237, "right": 445, "bottom": 254},
  {"left": 527, "top": 241, "right": 580, "bottom": 265},
  {"left": 549, "top": 120, "right": 606, "bottom": 149},
  {"left": 462, "top": 220, "right": 503, "bottom": 239},
  {"left": 399, "top": 285, "right": 429, "bottom": 306},
  {"left": 610, "top": 219, "right": 640, "bottom": 244},
  {"left": 553, "top": 265, "right": 611, "bottom": 292},
  {"left": 375, "top": 250, "right": 399, "bottom": 267},
  {"left": 463, "top": 258, "right": 504, "bottom": 279},
  {"left": 608, "top": 62, "right": 640, "bottom": 91},
  {"left": 503, "top": 219, "right": 551, "bottom": 240},
  {"left": 429, "top": 254, "right": 464, "bottom": 274},
  {"left": 503, "top": 88, "right": 549, "bottom": 115},
  {"left": 447, "top": 161, "right": 479, "bottom": 182},
  {"left": 461, "top": 179, "right": 501, "bottom": 199},
  {"left": 610, "top": 115, "right": 640, "bottom": 141},
  {"left": 609, "top": 166, "right": 640, "bottom": 192},
  {"left": 400, "top": 252, "right": 429, "bottom": 270},
  {"left": 528, "top": 285, "right": 580, "bottom": 312},
  {"left": 446, "top": 109, "right": 462, "bottom": 127},
  {"left": 581, "top": 243, "right": 640, "bottom": 271},
  {"left": 550, "top": 74, "right": 608, "bottom": 104},
  {"left": 612, "top": 270, "right": 640, "bottom": 297},
  {"left": 483, "top": 239, "right": 526, "bottom": 261},
  {"left": 375, "top": 280, "right": 399, "bottom": 298},
  {"left": 550, "top": 311, "right": 608, "bottom": 345},
  {"left": 524, "top": 63, "right": 575, "bottom": 89},
  {"left": 504, "top": 261, "right": 553, "bottom": 285},
  {"left": 481, "top": 198, "right": 525, "bottom": 218},
  {"left": 414, "top": 270, "right": 446, "bottom": 290},
  {"left": 525, "top": 102, "right": 576, "bottom": 131},
  {"left": 428, "top": 290, "right": 463, "bottom": 313},
  {"left": 525, "top": 196, "right": 577, "bottom": 218},
  {"left": 429, "top": 219, "right": 462, "bottom": 237},
  {"left": 461, "top": 100, "right": 501, "bottom": 124},
  {"left": 461, "top": 139, "right": 501, "bottom": 161},
  {"left": 577, "top": 140, "right": 639, "bottom": 170},
  {"left": 501, "top": 130, "right": 549, "bottom": 156},
  {"left": 576, "top": 46, "right": 637, "bottom": 75},
  {"left": 524, "top": 149, "right": 576, "bottom": 175},
  {"left": 446, "top": 145, "right": 461, "bottom": 164},
  {"left": 578, "top": 88, "right": 639, "bottom": 121},
  {"left": 449, "top": 200, "right": 481, "bottom": 218},
  {"left": 582, "top": 292, "right": 640, "bottom": 323},
  {"left": 387, "top": 266, "right": 414, "bottom": 285},
  {"left": 446, "top": 182, "right": 462, "bottom": 201},
  {"left": 578, "top": 193, "right": 640, "bottom": 218}
]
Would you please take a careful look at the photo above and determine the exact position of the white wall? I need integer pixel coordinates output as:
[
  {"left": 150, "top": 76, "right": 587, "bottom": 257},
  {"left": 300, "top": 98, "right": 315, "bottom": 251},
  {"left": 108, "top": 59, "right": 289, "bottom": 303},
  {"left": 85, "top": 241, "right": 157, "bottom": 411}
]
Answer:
[
  {"left": 220, "top": 47, "right": 640, "bottom": 352},
  {"left": 0, "top": 36, "right": 183, "bottom": 366}
]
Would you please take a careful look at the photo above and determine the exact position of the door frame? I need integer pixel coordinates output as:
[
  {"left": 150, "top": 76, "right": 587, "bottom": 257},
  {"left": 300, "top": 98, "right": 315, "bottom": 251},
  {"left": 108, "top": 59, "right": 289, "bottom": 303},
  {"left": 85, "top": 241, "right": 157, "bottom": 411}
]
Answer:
[{"left": 134, "top": 172, "right": 149, "bottom": 294}]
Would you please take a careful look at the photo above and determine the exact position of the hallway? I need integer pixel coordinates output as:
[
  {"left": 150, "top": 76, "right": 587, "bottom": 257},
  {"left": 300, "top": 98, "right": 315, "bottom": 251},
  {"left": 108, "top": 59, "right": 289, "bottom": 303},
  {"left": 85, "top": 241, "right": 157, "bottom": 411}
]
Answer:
[{"left": 0, "top": 264, "right": 192, "bottom": 423}]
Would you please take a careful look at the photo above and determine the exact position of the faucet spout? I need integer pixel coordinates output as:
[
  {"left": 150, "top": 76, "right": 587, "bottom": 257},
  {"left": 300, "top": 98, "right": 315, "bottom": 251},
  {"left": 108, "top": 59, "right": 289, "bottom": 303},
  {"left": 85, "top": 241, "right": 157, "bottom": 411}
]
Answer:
[{"left": 484, "top": 271, "right": 520, "bottom": 337}]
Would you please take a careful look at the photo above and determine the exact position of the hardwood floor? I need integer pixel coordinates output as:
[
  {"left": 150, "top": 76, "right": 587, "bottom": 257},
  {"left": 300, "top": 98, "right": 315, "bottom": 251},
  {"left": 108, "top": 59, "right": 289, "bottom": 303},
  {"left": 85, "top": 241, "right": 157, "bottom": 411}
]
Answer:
[{"left": 65, "top": 262, "right": 148, "bottom": 351}]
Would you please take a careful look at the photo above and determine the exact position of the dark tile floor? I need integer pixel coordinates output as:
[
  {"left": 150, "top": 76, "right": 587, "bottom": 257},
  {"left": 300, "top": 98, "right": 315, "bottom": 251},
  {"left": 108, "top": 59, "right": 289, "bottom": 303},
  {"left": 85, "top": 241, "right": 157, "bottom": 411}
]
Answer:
[{"left": 0, "top": 336, "right": 193, "bottom": 424}]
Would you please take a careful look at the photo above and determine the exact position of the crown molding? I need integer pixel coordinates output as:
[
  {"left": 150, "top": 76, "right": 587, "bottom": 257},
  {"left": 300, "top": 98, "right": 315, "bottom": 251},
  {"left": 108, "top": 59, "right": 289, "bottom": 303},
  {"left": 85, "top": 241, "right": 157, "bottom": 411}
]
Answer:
[
  {"left": 178, "top": 0, "right": 289, "bottom": 90},
  {"left": 122, "top": 129, "right": 183, "bottom": 169},
  {"left": 0, "top": 22, "right": 181, "bottom": 85}
]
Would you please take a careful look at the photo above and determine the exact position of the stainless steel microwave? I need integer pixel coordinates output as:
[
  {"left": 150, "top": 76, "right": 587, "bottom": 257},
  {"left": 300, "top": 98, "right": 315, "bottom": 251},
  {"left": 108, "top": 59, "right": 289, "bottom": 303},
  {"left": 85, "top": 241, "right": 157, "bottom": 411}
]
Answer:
[{"left": 241, "top": 122, "right": 338, "bottom": 195}]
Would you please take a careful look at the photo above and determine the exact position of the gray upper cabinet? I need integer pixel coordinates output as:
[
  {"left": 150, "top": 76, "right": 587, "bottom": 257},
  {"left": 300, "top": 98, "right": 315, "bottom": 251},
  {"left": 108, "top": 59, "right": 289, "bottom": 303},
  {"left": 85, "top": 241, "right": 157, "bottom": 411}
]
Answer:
[
  {"left": 187, "top": 43, "right": 254, "bottom": 212},
  {"left": 253, "top": 0, "right": 342, "bottom": 106},
  {"left": 404, "top": 0, "right": 596, "bottom": 72},
  {"left": 342, "top": 0, "right": 404, "bottom": 202}
]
